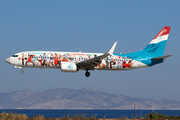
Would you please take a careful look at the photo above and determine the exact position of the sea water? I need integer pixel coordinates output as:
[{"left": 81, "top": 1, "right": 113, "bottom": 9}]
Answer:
[{"left": 0, "top": 109, "right": 180, "bottom": 118}]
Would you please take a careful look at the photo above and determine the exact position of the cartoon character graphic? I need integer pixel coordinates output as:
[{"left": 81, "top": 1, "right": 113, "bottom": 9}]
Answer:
[
  {"left": 57, "top": 53, "right": 62, "bottom": 66},
  {"left": 84, "top": 56, "right": 88, "bottom": 61},
  {"left": 66, "top": 53, "right": 71, "bottom": 58},
  {"left": 31, "top": 55, "right": 36, "bottom": 65},
  {"left": 21, "top": 53, "right": 24, "bottom": 65},
  {"left": 42, "top": 53, "right": 48, "bottom": 66},
  {"left": 110, "top": 56, "right": 116, "bottom": 69},
  {"left": 97, "top": 63, "right": 106, "bottom": 69},
  {"left": 68, "top": 58, "right": 74, "bottom": 62},
  {"left": 49, "top": 53, "right": 54, "bottom": 66},
  {"left": 25, "top": 54, "right": 34, "bottom": 66},
  {"left": 128, "top": 58, "right": 133, "bottom": 68},
  {"left": 116, "top": 55, "right": 122, "bottom": 69},
  {"left": 116, "top": 60, "right": 122, "bottom": 69},
  {"left": 66, "top": 53, "right": 74, "bottom": 62},
  {"left": 36, "top": 56, "right": 42, "bottom": 66},
  {"left": 62, "top": 54, "right": 68, "bottom": 62},
  {"left": 122, "top": 60, "right": 130, "bottom": 68},
  {"left": 87, "top": 54, "right": 91, "bottom": 59},
  {"left": 54, "top": 53, "right": 59, "bottom": 66}
]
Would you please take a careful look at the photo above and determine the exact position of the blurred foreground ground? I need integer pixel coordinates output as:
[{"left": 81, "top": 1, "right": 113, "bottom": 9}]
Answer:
[{"left": 27, "top": 118, "right": 180, "bottom": 120}]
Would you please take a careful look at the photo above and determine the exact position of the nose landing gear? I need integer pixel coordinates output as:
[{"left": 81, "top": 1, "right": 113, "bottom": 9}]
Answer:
[
  {"left": 20, "top": 70, "right": 24, "bottom": 74},
  {"left": 15, "top": 66, "right": 24, "bottom": 74},
  {"left": 85, "top": 70, "right": 90, "bottom": 77}
]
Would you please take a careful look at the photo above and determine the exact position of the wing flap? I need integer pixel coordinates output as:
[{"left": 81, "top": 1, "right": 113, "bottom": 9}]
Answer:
[{"left": 77, "top": 42, "right": 117, "bottom": 70}]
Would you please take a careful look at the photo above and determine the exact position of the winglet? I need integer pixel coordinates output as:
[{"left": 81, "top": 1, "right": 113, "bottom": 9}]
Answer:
[{"left": 108, "top": 42, "right": 118, "bottom": 54}]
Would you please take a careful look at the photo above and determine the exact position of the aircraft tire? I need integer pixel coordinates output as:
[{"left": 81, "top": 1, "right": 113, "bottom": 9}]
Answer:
[
  {"left": 20, "top": 70, "right": 24, "bottom": 74},
  {"left": 85, "top": 71, "right": 90, "bottom": 77}
]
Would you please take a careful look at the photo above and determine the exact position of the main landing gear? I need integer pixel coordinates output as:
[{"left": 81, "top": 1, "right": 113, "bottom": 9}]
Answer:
[{"left": 85, "top": 70, "right": 90, "bottom": 77}]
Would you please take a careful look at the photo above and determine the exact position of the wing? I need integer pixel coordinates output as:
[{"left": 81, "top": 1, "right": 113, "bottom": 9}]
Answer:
[{"left": 77, "top": 42, "right": 117, "bottom": 70}]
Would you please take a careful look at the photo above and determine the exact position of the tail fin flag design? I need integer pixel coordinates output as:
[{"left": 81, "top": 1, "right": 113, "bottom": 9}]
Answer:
[
  {"left": 150, "top": 26, "right": 171, "bottom": 44},
  {"left": 143, "top": 26, "right": 171, "bottom": 57}
]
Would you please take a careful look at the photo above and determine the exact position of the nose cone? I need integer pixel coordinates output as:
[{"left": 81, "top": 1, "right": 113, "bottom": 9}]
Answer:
[{"left": 5, "top": 57, "right": 10, "bottom": 64}]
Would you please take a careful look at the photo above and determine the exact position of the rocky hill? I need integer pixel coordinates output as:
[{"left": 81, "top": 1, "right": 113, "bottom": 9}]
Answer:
[{"left": 0, "top": 88, "right": 180, "bottom": 109}]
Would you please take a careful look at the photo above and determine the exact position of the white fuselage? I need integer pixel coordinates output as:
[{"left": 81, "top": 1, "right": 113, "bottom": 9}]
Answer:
[{"left": 7, "top": 51, "right": 147, "bottom": 71}]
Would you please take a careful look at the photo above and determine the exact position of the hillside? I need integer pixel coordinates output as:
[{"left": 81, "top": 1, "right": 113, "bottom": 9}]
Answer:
[{"left": 0, "top": 88, "right": 180, "bottom": 109}]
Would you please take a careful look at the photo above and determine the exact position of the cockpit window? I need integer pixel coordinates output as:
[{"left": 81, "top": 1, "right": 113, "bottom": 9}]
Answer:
[{"left": 12, "top": 55, "right": 18, "bottom": 57}]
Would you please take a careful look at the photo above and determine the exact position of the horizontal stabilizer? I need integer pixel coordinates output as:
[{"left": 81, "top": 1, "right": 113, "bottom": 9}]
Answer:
[{"left": 151, "top": 55, "right": 172, "bottom": 60}]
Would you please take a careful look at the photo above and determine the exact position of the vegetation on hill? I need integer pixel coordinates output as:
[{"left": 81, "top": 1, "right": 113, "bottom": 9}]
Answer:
[
  {"left": 0, "top": 112, "right": 28, "bottom": 120},
  {"left": 145, "top": 113, "right": 180, "bottom": 119}
]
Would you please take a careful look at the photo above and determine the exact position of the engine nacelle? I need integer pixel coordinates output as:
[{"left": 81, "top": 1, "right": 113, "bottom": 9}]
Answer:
[{"left": 61, "top": 62, "right": 77, "bottom": 72}]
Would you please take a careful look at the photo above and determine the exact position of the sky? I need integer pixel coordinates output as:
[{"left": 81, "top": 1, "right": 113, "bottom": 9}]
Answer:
[{"left": 0, "top": 1, "right": 180, "bottom": 102}]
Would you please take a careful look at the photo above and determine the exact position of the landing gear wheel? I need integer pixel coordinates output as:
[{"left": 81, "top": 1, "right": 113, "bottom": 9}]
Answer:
[
  {"left": 85, "top": 71, "right": 90, "bottom": 77},
  {"left": 20, "top": 70, "right": 24, "bottom": 74}
]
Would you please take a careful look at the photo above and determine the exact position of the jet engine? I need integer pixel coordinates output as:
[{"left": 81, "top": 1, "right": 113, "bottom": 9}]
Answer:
[{"left": 61, "top": 62, "right": 78, "bottom": 72}]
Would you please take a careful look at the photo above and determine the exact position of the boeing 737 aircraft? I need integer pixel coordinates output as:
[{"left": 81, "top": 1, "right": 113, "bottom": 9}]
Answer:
[{"left": 5, "top": 26, "right": 172, "bottom": 77}]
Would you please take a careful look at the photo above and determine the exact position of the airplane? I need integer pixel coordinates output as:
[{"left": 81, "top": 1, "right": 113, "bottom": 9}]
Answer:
[{"left": 5, "top": 26, "right": 172, "bottom": 77}]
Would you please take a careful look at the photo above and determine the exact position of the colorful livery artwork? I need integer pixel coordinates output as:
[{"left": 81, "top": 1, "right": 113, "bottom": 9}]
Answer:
[{"left": 5, "top": 26, "right": 172, "bottom": 77}]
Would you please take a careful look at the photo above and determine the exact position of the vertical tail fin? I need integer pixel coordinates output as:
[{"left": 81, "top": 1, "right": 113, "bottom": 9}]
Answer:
[{"left": 143, "top": 26, "right": 171, "bottom": 57}]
